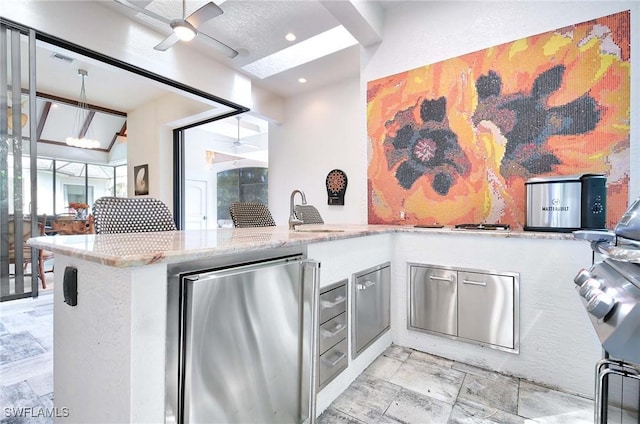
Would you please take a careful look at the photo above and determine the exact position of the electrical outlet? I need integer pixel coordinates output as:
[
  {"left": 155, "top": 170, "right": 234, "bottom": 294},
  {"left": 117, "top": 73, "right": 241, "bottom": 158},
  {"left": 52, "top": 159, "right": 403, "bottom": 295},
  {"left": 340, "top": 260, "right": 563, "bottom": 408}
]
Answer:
[{"left": 400, "top": 210, "right": 405, "bottom": 220}]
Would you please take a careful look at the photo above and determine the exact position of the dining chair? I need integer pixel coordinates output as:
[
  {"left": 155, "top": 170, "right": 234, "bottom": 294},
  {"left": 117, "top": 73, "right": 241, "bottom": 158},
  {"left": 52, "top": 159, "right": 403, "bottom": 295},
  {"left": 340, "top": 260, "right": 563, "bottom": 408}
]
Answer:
[
  {"left": 8, "top": 215, "right": 53, "bottom": 289},
  {"left": 92, "top": 196, "right": 177, "bottom": 234},
  {"left": 293, "top": 204, "right": 324, "bottom": 225},
  {"left": 229, "top": 202, "right": 276, "bottom": 228}
]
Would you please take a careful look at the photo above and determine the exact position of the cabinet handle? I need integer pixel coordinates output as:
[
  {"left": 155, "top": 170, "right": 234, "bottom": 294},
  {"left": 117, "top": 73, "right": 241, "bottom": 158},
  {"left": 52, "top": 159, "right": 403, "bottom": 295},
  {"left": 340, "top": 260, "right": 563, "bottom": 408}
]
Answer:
[
  {"left": 429, "top": 275, "right": 453, "bottom": 282},
  {"left": 320, "top": 295, "right": 346, "bottom": 308},
  {"left": 320, "top": 323, "right": 345, "bottom": 338},
  {"left": 462, "top": 279, "right": 487, "bottom": 287},
  {"left": 357, "top": 280, "right": 376, "bottom": 290},
  {"left": 321, "top": 351, "right": 346, "bottom": 367}
]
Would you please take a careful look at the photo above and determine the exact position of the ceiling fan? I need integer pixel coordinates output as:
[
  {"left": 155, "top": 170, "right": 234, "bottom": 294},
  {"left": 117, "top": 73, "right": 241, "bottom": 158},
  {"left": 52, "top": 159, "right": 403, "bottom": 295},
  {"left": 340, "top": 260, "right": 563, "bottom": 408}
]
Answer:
[
  {"left": 113, "top": 0, "right": 238, "bottom": 58},
  {"left": 229, "top": 116, "right": 260, "bottom": 151}
]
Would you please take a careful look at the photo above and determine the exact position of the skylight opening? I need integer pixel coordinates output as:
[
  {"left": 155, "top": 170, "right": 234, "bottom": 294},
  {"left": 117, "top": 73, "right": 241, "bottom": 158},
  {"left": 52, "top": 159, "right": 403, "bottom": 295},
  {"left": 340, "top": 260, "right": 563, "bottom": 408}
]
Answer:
[{"left": 241, "top": 25, "right": 358, "bottom": 79}]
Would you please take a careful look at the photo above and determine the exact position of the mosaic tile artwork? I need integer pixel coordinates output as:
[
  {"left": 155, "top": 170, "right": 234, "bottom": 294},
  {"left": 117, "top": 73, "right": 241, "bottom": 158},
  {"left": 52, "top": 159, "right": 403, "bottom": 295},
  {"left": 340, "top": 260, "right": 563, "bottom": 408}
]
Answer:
[{"left": 367, "top": 11, "right": 630, "bottom": 228}]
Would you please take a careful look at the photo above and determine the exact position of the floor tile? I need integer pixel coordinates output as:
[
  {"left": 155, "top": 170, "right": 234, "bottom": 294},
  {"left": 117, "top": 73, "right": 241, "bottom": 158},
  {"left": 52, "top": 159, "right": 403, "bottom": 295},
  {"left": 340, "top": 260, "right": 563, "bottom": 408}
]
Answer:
[
  {"left": 0, "top": 332, "right": 46, "bottom": 366},
  {"left": 0, "top": 381, "right": 43, "bottom": 411},
  {"left": 26, "top": 372, "right": 54, "bottom": 398},
  {"left": 331, "top": 374, "right": 402, "bottom": 423},
  {"left": 389, "top": 356, "right": 465, "bottom": 404},
  {"left": 518, "top": 380, "right": 593, "bottom": 424},
  {"left": 457, "top": 367, "right": 519, "bottom": 414},
  {"left": 382, "top": 344, "right": 413, "bottom": 362},
  {"left": 317, "top": 407, "right": 367, "bottom": 424},
  {"left": 0, "top": 351, "right": 52, "bottom": 387},
  {"left": 409, "top": 350, "right": 454, "bottom": 368},
  {"left": 364, "top": 354, "right": 404, "bottom": 381},
  {"left": 449, "top": 398, "right": 533, "bottom": 424},
  {"left": 384, "top": 388, "right": 453, "bottom": 424}
]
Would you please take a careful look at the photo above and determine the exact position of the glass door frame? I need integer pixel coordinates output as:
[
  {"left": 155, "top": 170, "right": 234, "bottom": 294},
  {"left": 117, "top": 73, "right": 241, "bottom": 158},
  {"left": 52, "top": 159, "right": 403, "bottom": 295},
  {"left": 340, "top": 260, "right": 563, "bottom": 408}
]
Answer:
[
  {"left": 0, "top": 20, "right": 38, "bottom": 301},
  {"left": 0, "top": 16, "right": 248, "bottom": 300}
]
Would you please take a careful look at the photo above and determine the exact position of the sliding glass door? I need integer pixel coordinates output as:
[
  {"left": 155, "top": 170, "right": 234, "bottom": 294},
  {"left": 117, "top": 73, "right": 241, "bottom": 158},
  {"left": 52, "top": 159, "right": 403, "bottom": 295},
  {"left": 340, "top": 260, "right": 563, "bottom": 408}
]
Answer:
[{"left": 1, "top": 21, "right": 39, "bottom": 301}]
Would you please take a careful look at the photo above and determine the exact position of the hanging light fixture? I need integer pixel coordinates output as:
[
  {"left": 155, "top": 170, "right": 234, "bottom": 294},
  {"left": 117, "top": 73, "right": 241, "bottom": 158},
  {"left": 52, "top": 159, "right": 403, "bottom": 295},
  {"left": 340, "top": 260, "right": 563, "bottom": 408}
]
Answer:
[
  {"left": 7, "top": 100, "right": 28, "bottom": 130},
  {"left": 66, "top": 68, "right": 100, "bottom": 149}
]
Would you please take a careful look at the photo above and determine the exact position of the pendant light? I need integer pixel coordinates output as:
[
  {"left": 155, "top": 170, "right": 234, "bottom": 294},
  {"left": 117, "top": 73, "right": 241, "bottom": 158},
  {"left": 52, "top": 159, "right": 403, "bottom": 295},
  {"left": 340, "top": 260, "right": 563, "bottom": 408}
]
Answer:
[
  {"left": 66, "top": 68, "right": 100, "bottom": 149},
  {"left": 7, "top": 101, "right": 28, "bottom": 130}
]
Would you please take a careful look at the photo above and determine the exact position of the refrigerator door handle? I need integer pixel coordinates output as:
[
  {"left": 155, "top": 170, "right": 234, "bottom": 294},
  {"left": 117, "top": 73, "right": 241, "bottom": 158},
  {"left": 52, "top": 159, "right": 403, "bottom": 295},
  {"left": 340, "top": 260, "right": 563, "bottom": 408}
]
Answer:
[{"left": 301, "top": 259, "right": 320, "bottom": 424}]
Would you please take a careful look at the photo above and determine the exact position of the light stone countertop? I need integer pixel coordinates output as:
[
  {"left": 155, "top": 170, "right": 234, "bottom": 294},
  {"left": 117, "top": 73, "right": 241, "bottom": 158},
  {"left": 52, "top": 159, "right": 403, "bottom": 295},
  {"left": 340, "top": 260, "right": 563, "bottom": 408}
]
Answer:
[{"left": 27, "top": 224, "right": 582, "bottom": 268}]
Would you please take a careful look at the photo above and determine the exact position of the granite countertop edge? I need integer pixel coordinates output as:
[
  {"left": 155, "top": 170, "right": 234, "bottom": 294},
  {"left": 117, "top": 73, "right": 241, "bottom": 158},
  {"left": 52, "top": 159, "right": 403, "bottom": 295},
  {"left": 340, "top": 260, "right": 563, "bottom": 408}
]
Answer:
[{"left": 27, "top": 224, "right": 584, "bottom": 268}]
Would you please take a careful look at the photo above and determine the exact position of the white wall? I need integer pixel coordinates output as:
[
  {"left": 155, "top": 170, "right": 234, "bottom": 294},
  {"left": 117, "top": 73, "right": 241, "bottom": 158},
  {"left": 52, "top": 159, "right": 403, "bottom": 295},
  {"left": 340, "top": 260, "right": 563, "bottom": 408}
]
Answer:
[
  {"left": 127, "top": 92, "right": 216, "bottom": 206},
  {"left": 269, "top": 76, "right": 366, "bottom": 225}
]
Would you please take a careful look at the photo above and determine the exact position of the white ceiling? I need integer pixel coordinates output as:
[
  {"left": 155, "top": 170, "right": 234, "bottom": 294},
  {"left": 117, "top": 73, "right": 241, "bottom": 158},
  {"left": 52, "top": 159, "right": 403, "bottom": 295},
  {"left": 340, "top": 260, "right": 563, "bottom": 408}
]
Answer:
[
  {"left": 98, "top": 0, "right": 394, "bottom": 98},
  {"left": 23, "top": 0, "right": 400, "bottom": 156},
  {"left": 28, "top": 39, "right": 205, "bottom": 151}
]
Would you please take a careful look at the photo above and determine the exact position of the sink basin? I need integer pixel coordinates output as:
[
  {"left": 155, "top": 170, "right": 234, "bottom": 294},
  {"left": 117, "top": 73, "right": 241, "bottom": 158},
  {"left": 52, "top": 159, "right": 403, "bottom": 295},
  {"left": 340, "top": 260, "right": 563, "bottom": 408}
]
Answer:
[{"left": 298, "top": 229, "right": 344, "bottom": 233}]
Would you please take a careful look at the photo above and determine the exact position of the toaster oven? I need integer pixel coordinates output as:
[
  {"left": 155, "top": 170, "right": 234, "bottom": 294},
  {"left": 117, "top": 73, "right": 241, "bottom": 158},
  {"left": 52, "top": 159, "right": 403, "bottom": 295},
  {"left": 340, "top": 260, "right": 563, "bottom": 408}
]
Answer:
[{"left": 524, "top": 174, "right": 606, "bottom": 232}]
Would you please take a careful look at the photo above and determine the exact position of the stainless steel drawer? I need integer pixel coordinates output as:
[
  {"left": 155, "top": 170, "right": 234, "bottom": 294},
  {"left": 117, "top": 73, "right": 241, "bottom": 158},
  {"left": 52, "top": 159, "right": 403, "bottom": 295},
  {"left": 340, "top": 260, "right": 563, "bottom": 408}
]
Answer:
[
  {"left": 319, "top": 312, "right": 346, "bottom": 354},
  {"left": 318, "top": 338, "right": 348, "bottom": 388},
  {"left": 319, "top": 283, "right": 347, "bottom": 324},
  {"left": 458, "top": 270, "right": 515, "bottom": 349}
]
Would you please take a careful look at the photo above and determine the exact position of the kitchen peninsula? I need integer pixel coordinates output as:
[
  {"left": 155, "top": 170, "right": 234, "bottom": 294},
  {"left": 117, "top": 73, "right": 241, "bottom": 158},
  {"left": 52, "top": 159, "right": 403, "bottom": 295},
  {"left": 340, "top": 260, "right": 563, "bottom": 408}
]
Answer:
[{"left": 28, "top": 225, "right": 600, "bottom": 423}]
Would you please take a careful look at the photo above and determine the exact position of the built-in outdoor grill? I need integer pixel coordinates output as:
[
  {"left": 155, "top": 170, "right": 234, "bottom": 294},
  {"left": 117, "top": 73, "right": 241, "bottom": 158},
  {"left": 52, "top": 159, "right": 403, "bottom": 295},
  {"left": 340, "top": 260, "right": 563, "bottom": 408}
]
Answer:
[{"left": 574, "top": 197, "right": 640, "bottom": 423}]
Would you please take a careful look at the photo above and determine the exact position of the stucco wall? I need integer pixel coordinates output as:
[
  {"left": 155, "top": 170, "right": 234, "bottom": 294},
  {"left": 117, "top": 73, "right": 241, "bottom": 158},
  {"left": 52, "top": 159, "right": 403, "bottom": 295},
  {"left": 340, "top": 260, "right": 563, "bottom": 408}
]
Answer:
[
  {"left": 271, "top": 2, "right": 638, "bottom": 227},
  {"left": 269, "top": 76, "right": 366, "bottom": 225}
]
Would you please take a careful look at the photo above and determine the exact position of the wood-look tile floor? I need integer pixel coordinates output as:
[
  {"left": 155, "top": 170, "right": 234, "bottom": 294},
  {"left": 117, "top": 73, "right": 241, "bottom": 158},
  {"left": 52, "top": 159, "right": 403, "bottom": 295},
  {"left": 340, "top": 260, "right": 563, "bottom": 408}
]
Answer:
[
  {"left": 0, "top": 288, "right": 54, "bottom": 423},
  {"left": 319, "top": 345, "right": 597, "bottom": 423},
  {"left": 0, "top": 289, "right": 616, "bottom": 424}
]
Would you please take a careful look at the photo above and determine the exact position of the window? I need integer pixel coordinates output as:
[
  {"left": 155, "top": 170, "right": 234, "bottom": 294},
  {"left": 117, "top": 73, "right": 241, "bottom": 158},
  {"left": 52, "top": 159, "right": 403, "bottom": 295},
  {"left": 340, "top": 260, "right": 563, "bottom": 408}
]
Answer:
[
  {"left": 6, "top": 154, "right": 128, "bottom": 216},
  {"left": 63, "top": 184, "right": 94, "bottom": 206},
  {"left": 217, "top": 167, "right": 268, "bottom": 225}
]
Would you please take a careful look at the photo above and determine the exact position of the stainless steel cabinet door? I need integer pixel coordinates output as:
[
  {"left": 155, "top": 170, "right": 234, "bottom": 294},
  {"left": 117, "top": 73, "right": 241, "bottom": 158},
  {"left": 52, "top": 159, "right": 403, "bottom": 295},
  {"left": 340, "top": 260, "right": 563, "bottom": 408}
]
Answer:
[
  {"left": 409, "top": 266, "right": 457, "bottom": 336},
  {"left": 458, "top": 271, "right": 515, "bottom": 349},
  {"left": 352, "top": 264, "right": 390, "bottom": 358}
]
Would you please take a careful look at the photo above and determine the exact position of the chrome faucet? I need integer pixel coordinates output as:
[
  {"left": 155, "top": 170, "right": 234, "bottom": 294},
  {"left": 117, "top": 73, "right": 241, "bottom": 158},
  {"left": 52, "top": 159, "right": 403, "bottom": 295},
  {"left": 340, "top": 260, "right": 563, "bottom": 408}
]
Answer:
[{"left": 289, "top": 189, "right": 307, "bottom": 230}]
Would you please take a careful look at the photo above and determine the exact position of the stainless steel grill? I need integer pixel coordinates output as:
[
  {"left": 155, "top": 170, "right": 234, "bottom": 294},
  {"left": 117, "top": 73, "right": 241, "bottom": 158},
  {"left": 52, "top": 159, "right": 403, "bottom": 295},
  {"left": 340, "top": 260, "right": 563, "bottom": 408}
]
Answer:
[{"left": 574, "top": 197, "right": 640, "bottom": 423}]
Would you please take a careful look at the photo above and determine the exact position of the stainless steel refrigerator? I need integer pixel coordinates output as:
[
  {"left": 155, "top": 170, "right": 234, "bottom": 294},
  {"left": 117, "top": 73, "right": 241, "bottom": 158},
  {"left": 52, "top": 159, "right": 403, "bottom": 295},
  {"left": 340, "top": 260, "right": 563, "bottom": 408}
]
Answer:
[{"left": 172, "top": 254, "right": 319, "bottom": 424}]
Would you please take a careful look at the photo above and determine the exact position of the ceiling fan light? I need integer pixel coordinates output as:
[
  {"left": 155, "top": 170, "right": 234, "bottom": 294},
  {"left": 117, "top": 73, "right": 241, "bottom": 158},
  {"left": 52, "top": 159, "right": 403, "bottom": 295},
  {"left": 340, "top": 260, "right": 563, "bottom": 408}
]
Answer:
[
  {"left": 171, "top": 20, "right": 197, "bottom": 41},
  {"left": 66, "top": 136, "right": 100, "bottom": 149}
]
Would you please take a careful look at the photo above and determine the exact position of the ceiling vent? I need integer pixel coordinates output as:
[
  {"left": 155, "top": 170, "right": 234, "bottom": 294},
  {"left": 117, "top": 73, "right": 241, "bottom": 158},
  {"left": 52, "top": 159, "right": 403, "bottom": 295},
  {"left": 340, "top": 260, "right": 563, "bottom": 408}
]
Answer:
[{"left": 51, "top": 52, "right": 74, "bottom": 63}]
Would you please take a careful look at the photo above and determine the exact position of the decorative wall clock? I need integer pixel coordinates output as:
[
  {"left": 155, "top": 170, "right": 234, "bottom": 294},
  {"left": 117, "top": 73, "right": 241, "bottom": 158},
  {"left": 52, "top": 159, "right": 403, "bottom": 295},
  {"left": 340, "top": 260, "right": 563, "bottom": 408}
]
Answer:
[{"left": 326, "top": 169, "right": 347, "bottom": 205}]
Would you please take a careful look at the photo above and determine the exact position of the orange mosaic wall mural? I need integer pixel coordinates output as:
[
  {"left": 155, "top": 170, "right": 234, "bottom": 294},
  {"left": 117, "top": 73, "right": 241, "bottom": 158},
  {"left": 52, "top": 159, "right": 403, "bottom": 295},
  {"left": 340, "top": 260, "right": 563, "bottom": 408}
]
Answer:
[{"left": 367, "top": 11, "right": 630, "bottom": 229}]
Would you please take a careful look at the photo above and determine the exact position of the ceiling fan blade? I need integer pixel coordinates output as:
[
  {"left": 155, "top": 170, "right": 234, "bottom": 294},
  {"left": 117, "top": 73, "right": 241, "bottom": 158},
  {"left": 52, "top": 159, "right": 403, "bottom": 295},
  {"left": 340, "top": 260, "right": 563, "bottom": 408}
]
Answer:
[
  {"left": 154, "top": 32, "right": 181, "bottom": 51},
  {"left": 197, "top": 31, "right": 239, "bottom": 58},
  {"left": 233, "top": 141, "right": 261, "bottom": 150},
  {"left": 186, "top": 2, "right": 223, "bottom": 29},
  {"left": 113, "top": 0, "right": 172, "bottom": 24}
]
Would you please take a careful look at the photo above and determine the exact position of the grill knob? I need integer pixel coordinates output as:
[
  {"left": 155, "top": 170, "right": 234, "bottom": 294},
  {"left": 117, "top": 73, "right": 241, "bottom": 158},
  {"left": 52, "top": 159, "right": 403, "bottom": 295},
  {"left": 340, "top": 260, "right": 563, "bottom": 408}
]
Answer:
[
  {"left": 586, "top": 290, "right": 616, "bottom": 320},
  {"left": 574, "top": 269, "right": 592, "bottom": 286},
  {"left": 579, "top": 278, "right": 602, "bottom": 300}
]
